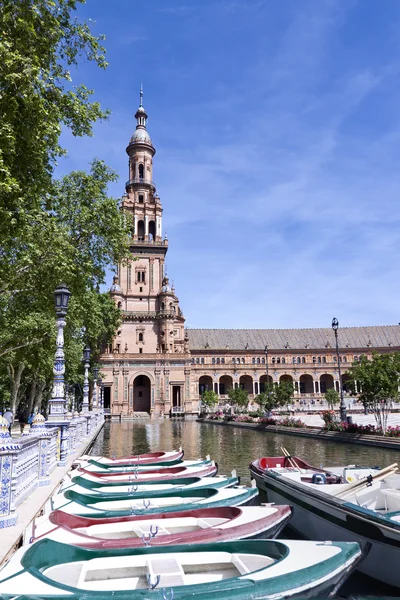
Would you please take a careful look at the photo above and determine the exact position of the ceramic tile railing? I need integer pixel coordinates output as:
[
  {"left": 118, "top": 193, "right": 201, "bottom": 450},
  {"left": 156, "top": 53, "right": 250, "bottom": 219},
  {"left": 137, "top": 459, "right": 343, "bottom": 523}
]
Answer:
[{"left": 0, "top": 411, "right": 104, "bottom": 528}]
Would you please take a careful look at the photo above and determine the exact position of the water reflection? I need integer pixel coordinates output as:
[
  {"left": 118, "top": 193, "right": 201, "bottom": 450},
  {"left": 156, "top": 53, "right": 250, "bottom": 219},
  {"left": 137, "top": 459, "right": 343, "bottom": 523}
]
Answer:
[{"left": 90, "top": 420, "right": 400, "bottom": 485}]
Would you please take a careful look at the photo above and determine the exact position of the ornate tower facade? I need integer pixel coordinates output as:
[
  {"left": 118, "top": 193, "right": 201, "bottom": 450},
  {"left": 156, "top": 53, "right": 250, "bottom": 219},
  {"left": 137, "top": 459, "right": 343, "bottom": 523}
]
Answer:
[{"left": 100, "top": 89, "right": 192, "bottom": 416}]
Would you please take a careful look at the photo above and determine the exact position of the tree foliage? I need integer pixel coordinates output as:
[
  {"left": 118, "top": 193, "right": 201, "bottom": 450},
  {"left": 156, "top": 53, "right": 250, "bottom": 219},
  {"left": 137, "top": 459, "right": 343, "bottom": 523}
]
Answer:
[
  {"left": 255, "top": 381, "right": 294, "bottom": 413},
  {"left": 227, "top": 387, "right": 249, "bottom": 408},
  {"left": 0, "top": 1, "right": 130, "bottom": 414},
  {"left": 325, "top": 388, "right": 340, "bottom": 410},
  {"left": 201, "top": 390, "right": 219, "bottom": 413},
  {"left": 348, "top": 353, "right": 400, "bottom": 433}
]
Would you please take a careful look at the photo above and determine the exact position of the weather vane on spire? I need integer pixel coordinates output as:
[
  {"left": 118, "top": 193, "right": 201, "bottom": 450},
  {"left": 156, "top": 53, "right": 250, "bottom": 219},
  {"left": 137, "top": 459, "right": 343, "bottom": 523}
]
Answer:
[{"left": 140, "top": 81, "right": 143, "bottom": 107}]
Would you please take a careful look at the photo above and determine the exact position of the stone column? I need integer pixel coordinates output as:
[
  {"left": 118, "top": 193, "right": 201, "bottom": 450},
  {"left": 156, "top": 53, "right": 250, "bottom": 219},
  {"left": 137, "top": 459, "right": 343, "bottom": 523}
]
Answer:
[
  {"left": 29, "top": 414, "right": 53, "bottom": 485},
  {"left": 0, "top": 417, "right": 20, "bottom": 528}
]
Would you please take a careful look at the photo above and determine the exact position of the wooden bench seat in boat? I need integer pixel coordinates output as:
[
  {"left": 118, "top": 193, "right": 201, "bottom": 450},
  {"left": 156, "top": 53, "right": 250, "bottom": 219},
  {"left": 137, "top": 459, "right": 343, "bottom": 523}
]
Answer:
[{"left": 381, "top": 488, "right": 400, "bottom": 512}]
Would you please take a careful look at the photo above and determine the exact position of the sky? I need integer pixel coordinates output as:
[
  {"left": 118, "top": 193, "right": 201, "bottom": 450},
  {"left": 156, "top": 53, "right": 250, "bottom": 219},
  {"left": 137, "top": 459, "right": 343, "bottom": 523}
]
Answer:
[{"left": 58, "top": 0, "right": 400, "bottom": 330}]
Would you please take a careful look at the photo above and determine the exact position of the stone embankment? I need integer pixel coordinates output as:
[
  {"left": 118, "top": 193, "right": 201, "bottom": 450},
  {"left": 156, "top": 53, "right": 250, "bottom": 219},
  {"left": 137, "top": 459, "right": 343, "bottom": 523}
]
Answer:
[
  {"left": 0, "top": 411, "right": 104, "bottom": 565},
  {"left": 198, "top": 418, "right": 400, "bottom": 450}
]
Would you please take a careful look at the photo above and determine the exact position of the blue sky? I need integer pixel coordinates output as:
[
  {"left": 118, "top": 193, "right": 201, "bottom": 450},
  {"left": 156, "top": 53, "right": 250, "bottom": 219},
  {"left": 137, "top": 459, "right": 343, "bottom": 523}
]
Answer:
[{"left": 59, "top": 0, "right": 400, "bottom": 330}]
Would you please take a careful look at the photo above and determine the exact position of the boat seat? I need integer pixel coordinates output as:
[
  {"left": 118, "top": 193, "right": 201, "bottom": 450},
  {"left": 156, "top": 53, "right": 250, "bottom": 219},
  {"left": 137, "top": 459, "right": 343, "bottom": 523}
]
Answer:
[
  {"left": 148, "top": 557, "right": 185, "bottom": 587},
  {"left": 232, "top": 553, "right": 274, "bottom": 575},
  {"left": 381, "top": 488, "right": 400, "bottom": 512},
  {"left": 45, "top": 562, "right": 84, "bottom": 587}
]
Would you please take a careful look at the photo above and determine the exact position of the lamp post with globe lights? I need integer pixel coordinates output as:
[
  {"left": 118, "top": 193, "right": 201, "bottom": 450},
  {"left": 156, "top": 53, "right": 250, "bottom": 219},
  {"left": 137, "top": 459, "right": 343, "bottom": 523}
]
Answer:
[
  {"left": 48, "top": 284, "right": 71, "bottom": 420},
  {"left": 92, "top": 367, "right": 99, "bottom": 410},
  {"left": 97, "top": 376, "right": 103, "bottom": 410},
  {"left": 82, "top": 346, "right": 91, "bottom": 413},
  {"left": 332, "top": 317, "right": 347, "bottom": 422}
]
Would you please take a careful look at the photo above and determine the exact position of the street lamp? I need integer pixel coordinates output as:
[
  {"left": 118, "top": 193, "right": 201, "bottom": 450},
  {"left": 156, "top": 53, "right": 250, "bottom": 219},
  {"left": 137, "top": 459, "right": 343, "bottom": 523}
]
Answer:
[
  {"left": 92, "top": 367, "right": 99, "bottom": 410},
  {"left": 97, "top": 376, "right": 103, "bottom": 409},
  {"left": 332, "top": 318, "right": 347, "bottom": 422},
  {"left": 49, "top": 284, "right": 71, "bottom": 419},
  {"left": 82, "top": 345, "right": 91, "bottom": 413},
  {"left": 264, "top": 344, "right": 271, "bottom": 396}
]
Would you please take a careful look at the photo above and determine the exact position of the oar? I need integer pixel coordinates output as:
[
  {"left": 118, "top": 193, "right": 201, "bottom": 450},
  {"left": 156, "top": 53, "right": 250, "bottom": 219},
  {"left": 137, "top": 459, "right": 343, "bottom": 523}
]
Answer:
[
  {"left": 333, "top": 463, "right": 398, "bottom": 499},
  {"left": 280, "top": 447, "right": 302, "bottom": 471}
]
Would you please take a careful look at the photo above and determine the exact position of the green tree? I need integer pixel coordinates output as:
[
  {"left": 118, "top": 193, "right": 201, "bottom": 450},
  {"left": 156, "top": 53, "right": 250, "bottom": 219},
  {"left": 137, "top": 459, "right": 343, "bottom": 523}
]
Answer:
[
  {"left": 274, "top": 380, "right": 294, "bottom": 407},
  {"left": 0, "top": 0, "right": 108, "bottom": 293},
  {"left": 227, "top": 387, "right": 249, "bottom": 410},
  {"left": 256, "top": 381, "right": 294, "bottom": 413},
  {"left": 325, "top": 388, "right": 339, "bottom": 410},
  {"left": 348, "top": 353, "right": 400, "bottom": 433},
  {"left": 200, "top": 390, "right": 219, "bottom": 414}
]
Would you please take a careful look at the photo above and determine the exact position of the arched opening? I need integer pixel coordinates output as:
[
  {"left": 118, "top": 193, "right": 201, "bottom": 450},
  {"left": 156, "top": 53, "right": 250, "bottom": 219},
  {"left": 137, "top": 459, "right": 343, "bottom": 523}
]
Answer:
[
  {"left": 341, "top": 373, "right": 352, "bottom": 393},
  {"left": 199, "top": 375, "right": 213, "bottom": 396},
  {"left": 149, "top": 221, "right": 156, "bottom": 241},
  {"left": 279, "top": 374, "right": 293, "bottom": 385},
  {"left": 239, "top": 375, "right": 253, "bottom": 394},
  {"left": 300, "top": 374, "right": 314, "bottom": 394},
  {"left": 133, "top": 374, "right": 151, "bottom": 412},
  {"left": 320, "top": 373, "right": 334, "bottom": 394},
  {"left": 259, "top": 374, "right": 273, "bottom": 392},
  {"left": 219, "top": 375, "right": 233, "bottom": 395},
  {"left": 138, "top": 220, "right": 145, "bottom": 240},
  {"left": 138, "top": 164, "right": 144, "bottom": 179},
  {"left": 103, "top": 386, "right": 111, "bottom": 410}
]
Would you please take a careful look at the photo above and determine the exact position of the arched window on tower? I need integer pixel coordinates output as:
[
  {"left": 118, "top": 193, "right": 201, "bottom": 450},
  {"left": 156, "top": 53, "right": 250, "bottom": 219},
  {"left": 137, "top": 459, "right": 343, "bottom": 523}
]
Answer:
[
  {"left": 149, "top": 221, "right": 155, "bottom": 241},
  {"left": 138, "top": 164, "right": 144, "bottom": 179},
  {"left": 138, "top": 333, "right": 143, "bottom": 342},
  {"left": 138, "top": 220, "right": 145, "bottom": 240}
]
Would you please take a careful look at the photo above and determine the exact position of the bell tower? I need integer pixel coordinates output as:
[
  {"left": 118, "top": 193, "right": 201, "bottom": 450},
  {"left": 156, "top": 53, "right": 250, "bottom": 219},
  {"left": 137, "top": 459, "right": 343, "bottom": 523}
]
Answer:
[{"left": 102, "top": 87, "right": 190, "bottom": 416}]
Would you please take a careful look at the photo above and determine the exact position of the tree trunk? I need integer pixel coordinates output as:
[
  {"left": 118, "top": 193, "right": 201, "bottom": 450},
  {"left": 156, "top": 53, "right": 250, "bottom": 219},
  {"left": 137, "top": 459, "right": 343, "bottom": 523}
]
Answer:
[
  {"left": 7, "top": 362, "right": 25, "bottom": 413},
  {"left": 27, "top": 376, "right": 38, "bottom": 414}
]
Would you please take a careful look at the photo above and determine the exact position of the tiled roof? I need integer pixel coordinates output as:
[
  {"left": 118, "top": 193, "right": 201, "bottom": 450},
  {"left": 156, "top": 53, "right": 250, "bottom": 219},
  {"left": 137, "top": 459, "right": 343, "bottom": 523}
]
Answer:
[{"left": 185, "top": 326, "right": 400, "bottom": 351}]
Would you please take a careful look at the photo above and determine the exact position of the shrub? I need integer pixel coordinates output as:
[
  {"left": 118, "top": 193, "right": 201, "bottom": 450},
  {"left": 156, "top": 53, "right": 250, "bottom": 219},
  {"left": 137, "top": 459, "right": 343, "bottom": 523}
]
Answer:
[{"left": 279, "top": 417, "right": 306, "bottom": 428}]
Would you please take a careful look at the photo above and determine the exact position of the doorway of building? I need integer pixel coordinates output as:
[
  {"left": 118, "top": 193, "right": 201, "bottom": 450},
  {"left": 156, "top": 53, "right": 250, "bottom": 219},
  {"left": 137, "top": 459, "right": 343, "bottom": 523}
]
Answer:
[
  {"left": 172, "top": 386, "right": 181, "bottom": 408},
  {"left": 133, "top": 375, "right": 151, "bottom": 412},
  {"left": 103, "top": 386, "right": 111, "bottom": 410}
]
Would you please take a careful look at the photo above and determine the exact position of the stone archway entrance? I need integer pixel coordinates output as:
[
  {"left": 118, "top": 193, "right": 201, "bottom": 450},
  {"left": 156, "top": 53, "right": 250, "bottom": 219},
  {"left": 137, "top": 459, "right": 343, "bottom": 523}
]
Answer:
[{"left": 133, "top": 375, "right": 151, "bottom": 412}]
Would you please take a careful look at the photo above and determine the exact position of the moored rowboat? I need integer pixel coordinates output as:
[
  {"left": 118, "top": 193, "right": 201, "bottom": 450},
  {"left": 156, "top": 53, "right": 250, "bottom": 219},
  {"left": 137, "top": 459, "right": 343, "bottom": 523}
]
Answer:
[
  {"left": 250, "top": 456, "right": 400, "bottom": 588},
  {"left": 50, "top": 485, "right": 258, "bottom": 517},
  {"left": 53, "top": 475, "right": 239, "bottom": 507},
  {"left": 79, "top": 457, "right": 211, "bottom": 474},
  {"left": 0, "top": 538, "right": 362, "bottom": 598},
  {"left": 76, "top": 449, "right": 183, "bottom": 468},
  {"left": 28, "top": 505, "right": 291, "bottom": 547},
  {"left": 77, "top": 461, "right": 218, "bottom": 481}
]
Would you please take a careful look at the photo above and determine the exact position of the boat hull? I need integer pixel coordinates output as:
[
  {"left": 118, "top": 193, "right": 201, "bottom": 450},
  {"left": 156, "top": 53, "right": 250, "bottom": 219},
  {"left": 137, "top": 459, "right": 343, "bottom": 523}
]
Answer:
[{"left": 250, "top": 463, "right": 400, "bottom": 588}]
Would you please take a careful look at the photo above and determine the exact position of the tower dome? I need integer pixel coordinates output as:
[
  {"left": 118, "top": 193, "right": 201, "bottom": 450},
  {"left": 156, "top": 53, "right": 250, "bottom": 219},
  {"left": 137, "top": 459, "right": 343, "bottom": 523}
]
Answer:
[{"left": 128, "top": 84, "right": 154, "bottom": 150}]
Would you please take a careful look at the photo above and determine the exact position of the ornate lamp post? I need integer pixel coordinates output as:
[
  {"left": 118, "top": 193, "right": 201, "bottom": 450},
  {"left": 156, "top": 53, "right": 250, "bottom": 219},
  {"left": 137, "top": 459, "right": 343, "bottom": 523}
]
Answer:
[
  {"left": 97, "top": 377, "right": 103, "bottom": 409},
  {"left": 82, "top": 345, "right": 91, "bottom": 413},
  {"left": 264, "top": 345, "right": 269, "bottom": 390},
  {"left": 92, "top": 367, "right": 99, "bottom": 410},
  {"left": 49, "top": 284, "right": 71, "bottom": 419},
  {"left": 332, "top": 318, "right": 347, "bottom": 422}
]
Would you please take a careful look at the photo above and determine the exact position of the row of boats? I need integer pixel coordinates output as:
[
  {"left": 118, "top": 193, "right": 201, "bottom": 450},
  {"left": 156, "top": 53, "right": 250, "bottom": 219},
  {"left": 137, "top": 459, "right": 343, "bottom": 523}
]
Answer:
[{"left": 0, "top": 447, "right": 385, "bottom": 598}]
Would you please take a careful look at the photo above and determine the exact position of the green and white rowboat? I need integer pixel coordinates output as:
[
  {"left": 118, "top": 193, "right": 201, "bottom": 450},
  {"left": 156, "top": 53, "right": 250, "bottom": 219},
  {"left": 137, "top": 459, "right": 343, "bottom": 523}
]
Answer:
[
  {"left": 0, "top": 538, "right": 362, "bottom": 598},
  {"left": 47, "top": 485, "right": 258, "bottom": 518}
]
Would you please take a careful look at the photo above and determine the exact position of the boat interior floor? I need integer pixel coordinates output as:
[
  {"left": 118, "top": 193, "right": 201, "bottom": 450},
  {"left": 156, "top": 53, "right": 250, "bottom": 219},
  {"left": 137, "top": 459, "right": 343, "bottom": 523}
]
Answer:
[{"left": 43, "top": 552, "right": 276, "bottom": 590}]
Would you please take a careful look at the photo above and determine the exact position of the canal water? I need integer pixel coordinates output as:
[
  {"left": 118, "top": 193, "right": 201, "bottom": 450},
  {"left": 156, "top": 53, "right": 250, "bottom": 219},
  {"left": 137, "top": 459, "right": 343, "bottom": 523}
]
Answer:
[{"left": 90, "top": 419, "right": 400, "bottom": 596}]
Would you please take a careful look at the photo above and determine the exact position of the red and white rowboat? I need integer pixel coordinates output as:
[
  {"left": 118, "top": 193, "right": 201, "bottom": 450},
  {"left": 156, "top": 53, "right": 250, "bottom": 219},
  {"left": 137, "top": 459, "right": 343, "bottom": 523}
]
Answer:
[
  {"left": 28, "top": 505, "right": 291, "bottom": 548},
  {"left": 77, "top": 462, "right": 218, "bottom": 482}
]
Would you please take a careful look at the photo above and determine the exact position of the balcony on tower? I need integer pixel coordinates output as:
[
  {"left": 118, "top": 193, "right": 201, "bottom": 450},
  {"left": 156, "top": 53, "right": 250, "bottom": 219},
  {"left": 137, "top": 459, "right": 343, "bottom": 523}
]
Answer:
[{"left": 125, "top": 177, "right": 156, "bottom": 192}]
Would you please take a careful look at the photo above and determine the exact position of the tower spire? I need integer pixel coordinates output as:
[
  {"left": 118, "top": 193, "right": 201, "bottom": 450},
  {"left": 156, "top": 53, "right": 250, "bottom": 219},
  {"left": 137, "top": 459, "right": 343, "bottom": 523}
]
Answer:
[{"left": 140, "top": 81, "right": 143, "bottom": 107}]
